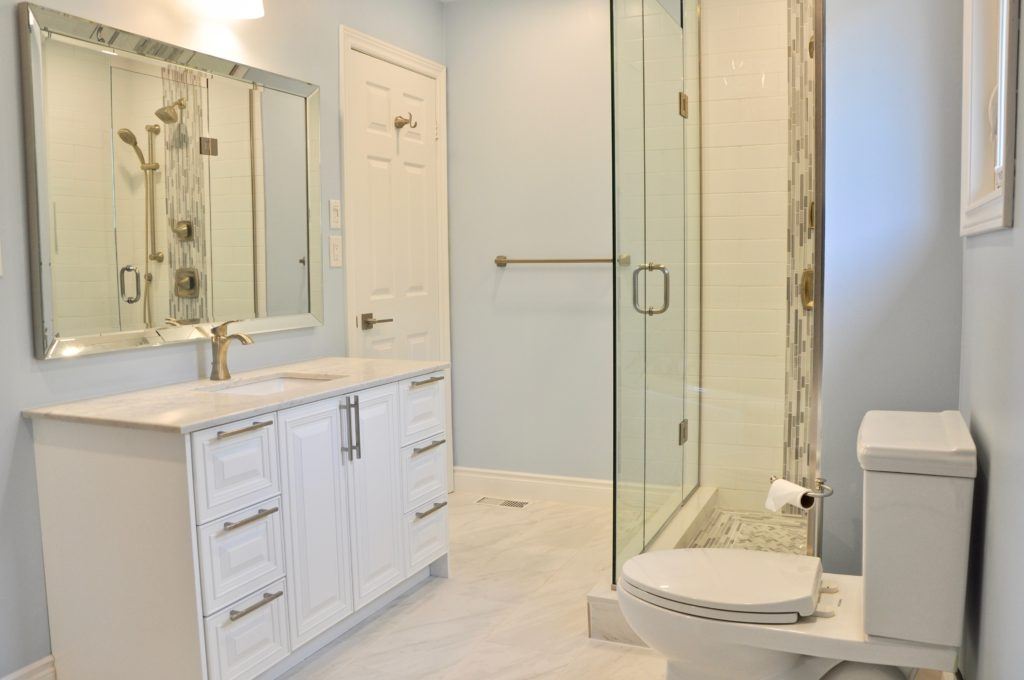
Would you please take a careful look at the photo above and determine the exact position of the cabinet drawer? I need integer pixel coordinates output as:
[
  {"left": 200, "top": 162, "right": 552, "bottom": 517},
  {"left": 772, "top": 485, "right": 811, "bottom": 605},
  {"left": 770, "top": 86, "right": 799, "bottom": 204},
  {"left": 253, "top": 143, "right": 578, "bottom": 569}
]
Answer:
[
  {"left": 399, "top": 372, "right": 446, "bottom": 446},
  {"left": 401, "top": 437, "right": 448, "bottom": 513},
  {"left": 205, "top": 579, "right": 290, "bottom": 680},
  {"left": 192, "top": 416, "right": 280, "bottom": 524},
  {"left": 405, "top": 497, "right": 449, "bottom": 574},
  {"left": 198, "top": 498, "right": 287, "bottom": 615}
]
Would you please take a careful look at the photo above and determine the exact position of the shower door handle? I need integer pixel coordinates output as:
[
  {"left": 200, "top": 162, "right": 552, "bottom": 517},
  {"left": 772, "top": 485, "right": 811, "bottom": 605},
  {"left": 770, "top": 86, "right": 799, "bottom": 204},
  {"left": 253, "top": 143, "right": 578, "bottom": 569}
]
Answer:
[
  {"left": 632, "top": 263, "right": 670, "bottom": 316},
  {"left": 119, "top": 265, "right": 141, "bottom": 304}
]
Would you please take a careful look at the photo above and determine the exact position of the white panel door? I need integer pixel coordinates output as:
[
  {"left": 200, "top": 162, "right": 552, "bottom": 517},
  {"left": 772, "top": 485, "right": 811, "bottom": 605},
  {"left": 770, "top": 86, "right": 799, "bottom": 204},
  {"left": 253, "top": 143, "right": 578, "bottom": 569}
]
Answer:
[
  {"left": 278, "top": 399, "right": 354, "bottom": 648},
  {"left": 345, "top": 49, "right": 441, "bottom": 361},
  {"left": 349, "top": 383, "right": 406, "bottom": 607}
]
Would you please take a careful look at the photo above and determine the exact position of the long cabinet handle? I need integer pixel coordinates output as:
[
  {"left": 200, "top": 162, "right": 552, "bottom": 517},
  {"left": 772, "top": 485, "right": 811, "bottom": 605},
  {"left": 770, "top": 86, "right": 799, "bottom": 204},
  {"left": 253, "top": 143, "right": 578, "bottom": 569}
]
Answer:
[
  {"left": 216, "top": 420, "right": 273, "bottom": 440},
  {"left": 415, "top": 501, "right": 448, "bottom": 520},
  {"left": 228, "top": 590, "right": 283, "bottom": 621},
  {"left": 352, "top": 395, "right": 362, "bottom": 460},
  {"left": 413, "top": 439, "right": 446, "bottom": 456},
  {"left": 410, "top": 375, "right": 444, "bottom": 388},
  {"left": 223, "top": 506, "right": 279, "bottom": 532},
  {"left": 340, "top": 398, "right": 353, "bottom": 461}
]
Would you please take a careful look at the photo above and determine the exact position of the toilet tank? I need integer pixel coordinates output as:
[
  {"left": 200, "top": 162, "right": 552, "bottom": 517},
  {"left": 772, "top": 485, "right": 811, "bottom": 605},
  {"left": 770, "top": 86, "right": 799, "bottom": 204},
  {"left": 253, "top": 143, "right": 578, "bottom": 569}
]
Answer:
[{"left": 858, "top": 410, "right": 976, "bottom": 648}]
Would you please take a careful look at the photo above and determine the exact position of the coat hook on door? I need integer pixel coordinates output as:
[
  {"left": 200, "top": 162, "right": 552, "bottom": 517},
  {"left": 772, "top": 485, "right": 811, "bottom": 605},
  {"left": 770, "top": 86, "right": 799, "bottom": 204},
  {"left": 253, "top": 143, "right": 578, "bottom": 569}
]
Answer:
[{"left": 394, "top": 113, "right": 418, "bottom": 129}]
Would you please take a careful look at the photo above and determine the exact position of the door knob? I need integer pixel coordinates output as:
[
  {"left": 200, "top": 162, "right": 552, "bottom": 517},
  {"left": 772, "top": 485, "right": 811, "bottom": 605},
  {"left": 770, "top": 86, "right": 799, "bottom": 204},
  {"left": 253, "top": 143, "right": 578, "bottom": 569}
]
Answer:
[{"left": 360, "top": 312, "right": 394, "bottom": 330}]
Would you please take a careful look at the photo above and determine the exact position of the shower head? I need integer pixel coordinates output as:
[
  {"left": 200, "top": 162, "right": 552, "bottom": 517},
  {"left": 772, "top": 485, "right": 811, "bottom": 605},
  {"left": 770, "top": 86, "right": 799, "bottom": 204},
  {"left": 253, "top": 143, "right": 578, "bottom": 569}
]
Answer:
[
  {"left": 155, "top": 97, "right": 186, "bottom": 124},
  {"left": 117, "top": 128, "right": 147, "bottom": 166}
]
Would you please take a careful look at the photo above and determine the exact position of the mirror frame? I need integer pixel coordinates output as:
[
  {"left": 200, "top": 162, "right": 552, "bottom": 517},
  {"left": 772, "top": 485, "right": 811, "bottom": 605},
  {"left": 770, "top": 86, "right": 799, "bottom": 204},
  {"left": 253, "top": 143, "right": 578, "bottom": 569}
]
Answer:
[
  {"left": 960, "top": 0, "right": 1019, "bottom": 235},
  {"left": 18, "top": 2, "right": 324, "bottom": 360}
]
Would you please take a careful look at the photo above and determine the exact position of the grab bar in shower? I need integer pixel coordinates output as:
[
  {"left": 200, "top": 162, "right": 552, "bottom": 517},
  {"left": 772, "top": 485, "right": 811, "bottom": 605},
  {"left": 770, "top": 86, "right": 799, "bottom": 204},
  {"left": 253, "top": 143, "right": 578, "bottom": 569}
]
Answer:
[{"left": 494, "top": 255, "right": 614, "bottom": 267}]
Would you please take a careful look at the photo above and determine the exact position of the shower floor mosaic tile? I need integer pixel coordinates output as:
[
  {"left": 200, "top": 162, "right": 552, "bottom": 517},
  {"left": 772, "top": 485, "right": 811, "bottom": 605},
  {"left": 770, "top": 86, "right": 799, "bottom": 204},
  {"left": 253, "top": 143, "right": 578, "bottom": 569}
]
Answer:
[{"left": 688, "top": 508, "right": 808, "bottom": 554}]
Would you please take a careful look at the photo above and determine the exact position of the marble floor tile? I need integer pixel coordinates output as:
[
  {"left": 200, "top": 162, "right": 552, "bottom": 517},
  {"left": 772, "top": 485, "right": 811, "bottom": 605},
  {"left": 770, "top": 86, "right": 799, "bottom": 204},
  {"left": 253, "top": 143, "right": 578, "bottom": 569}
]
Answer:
[{"left": 287, "top": 492, "right": 663, "bottom": 680}]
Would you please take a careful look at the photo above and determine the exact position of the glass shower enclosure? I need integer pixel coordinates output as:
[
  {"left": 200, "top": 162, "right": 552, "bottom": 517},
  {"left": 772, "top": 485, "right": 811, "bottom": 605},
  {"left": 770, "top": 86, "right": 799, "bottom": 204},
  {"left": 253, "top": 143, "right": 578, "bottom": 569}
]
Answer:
[
  {"left": 612, "top": 0, "right": 703, "bottom": 577},
  {"left": 612, "top": 0, "right": 822, "bottom": 580}
]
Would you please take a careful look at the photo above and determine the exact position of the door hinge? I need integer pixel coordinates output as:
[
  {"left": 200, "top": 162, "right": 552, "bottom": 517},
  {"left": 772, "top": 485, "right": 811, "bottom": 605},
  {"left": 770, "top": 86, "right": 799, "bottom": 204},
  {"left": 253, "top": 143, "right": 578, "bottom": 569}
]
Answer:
[
  {"left": 435, "top": 122, "right": 439, "bottom": 141},
  {"left": 678, "top": 92, "right": 689, "bottom": 119},
  {"left": 679, "top": 419, "right": 689, "bottom": 445},
  {"left": 199, "top": 137, "right": 219, "bottom": 156}
]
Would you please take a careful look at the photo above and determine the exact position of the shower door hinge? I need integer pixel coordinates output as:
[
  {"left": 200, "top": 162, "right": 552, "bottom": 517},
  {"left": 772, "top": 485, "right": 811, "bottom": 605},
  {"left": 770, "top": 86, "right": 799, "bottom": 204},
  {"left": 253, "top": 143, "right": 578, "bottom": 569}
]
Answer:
[
  {"left": 679, "top": 419, "right": 689, "bottom": 445},
  {"left": 199, "top": 137, "right": 219, "bottom": 156},
  {"left": 678, "top": 92, "right": 689, "bottom": 119}
]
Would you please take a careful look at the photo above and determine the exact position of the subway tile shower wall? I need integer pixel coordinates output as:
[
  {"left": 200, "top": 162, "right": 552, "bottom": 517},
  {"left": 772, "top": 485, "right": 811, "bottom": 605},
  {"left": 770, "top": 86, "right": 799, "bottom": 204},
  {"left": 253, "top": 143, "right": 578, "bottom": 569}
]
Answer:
[{"left": 699, "top": 0, "right": 790, "bottom": 510}]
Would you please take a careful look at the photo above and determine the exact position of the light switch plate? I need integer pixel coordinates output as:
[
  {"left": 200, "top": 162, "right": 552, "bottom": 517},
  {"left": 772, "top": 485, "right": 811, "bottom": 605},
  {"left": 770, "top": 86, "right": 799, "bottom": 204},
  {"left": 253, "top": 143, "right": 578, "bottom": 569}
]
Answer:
[
  {"left": 329, "top": 235, "right": 343, "bottom": 267},
  {"left": 329, "top": 200, "right": 342, "bottom": 229}
]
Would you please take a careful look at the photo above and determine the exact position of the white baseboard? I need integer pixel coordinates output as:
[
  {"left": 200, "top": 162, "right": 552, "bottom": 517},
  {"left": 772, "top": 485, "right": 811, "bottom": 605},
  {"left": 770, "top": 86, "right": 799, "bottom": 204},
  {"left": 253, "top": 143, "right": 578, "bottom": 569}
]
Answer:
[
  {"left": 1, "top": 657, "right": 55, "bottom": 680},
  {"left": 453, "top": 466, "right": 611, "bottom": 507}
]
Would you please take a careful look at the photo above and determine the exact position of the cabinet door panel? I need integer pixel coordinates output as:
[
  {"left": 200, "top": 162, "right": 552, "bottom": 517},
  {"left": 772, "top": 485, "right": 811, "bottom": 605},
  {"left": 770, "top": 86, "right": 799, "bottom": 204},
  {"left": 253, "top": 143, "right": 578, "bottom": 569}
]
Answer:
[
  {"left": 278, "top": 399, "right": 354, "bottom": 648},
  {"left": 350, "top": 384, "right": 406, "bottom": 606}
]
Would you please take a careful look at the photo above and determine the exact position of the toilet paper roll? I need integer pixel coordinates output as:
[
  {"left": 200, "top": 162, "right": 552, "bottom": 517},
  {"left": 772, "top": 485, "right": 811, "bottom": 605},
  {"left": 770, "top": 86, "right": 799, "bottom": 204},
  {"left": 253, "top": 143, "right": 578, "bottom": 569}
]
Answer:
[{"left": 764, "top": 478, "right": 814, "bottom": 512}]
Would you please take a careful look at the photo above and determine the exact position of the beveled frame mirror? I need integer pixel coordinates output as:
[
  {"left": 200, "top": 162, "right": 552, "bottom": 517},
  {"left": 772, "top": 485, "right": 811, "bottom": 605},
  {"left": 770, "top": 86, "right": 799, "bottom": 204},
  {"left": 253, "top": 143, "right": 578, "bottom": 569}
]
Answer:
[
  {"left": 19, "top": 3, "right": 324, "bottom": 359},
  {"left": 961, "top": 0, "right": 1020, "bottom": 235}
]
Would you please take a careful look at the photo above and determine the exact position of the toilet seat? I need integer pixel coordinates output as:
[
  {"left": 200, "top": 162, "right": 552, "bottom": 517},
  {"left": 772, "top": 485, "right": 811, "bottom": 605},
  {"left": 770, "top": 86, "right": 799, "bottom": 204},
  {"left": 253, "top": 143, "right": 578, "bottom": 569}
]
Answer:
[{"left": 620, "top": 548, "right": 823, "bottom": 625}]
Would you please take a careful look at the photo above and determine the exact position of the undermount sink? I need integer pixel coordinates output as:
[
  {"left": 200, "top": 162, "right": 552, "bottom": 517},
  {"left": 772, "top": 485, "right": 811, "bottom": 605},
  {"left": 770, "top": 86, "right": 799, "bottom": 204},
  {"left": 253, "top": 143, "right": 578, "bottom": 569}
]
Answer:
[{"left": 202, "top": 373, "right": 347, "bottom": 396}]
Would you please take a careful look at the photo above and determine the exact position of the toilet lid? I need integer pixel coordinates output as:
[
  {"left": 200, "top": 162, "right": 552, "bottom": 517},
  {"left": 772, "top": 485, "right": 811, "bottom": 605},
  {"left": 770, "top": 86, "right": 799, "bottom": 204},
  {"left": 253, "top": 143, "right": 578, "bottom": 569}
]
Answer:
[{"left": 621, "top": 548, "right": 822, "bottom": 617}]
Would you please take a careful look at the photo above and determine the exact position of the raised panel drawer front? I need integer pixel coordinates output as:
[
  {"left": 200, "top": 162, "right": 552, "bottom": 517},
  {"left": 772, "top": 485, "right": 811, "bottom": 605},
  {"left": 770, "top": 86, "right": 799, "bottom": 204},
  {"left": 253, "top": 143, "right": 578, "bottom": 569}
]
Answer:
[
  {"left": 401, "top": 437, "right": 448, "bottom": 513},
  {"left": 205, "top": 578, "right": 290, "bottom": 680},
  {"left": 192, "top": 416, "right": 280, "bottom": 524},
  {"left": 198, "top": 498, "right": 287, "bottom": 615},
  {"left": 399, "top": 372, "right": 446, "bottom": 446},
  {"left": 278, "top": 398, "right": 355, "bottom": 648},
  {"left": 405, "top": 497, "right": 449, "bottom": 574}
]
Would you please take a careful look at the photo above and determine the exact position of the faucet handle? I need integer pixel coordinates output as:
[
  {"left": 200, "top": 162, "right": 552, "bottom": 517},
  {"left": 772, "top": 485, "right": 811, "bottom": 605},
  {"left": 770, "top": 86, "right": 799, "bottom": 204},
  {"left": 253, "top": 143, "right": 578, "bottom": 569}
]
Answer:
[{"left": 211, "top": 320, "right": 242, "bottom": 337}]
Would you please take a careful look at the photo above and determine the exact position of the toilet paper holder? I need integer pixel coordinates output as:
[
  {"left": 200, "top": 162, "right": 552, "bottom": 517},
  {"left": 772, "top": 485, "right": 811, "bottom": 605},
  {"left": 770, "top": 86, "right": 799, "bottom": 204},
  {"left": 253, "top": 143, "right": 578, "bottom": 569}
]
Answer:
[
  {"left": 770, "top": 476, "right": 834, "bottom": 558},
  {"left": 769, "top": 476, "right": 834, "bottom": 501}
]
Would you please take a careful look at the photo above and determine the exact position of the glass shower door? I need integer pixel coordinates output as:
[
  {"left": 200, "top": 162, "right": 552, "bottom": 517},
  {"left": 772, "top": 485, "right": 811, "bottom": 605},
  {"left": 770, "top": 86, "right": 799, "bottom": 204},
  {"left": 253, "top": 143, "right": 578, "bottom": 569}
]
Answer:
[{"left": 613, "top": 0, "right": 701, "bottom": 579}]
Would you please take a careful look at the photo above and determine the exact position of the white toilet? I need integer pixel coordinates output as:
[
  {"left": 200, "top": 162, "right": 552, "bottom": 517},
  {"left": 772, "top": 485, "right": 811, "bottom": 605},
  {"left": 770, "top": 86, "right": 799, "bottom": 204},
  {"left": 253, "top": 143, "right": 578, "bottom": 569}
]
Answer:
[{"left": 618, "top": 410, "right": 977, "bottom": 680}]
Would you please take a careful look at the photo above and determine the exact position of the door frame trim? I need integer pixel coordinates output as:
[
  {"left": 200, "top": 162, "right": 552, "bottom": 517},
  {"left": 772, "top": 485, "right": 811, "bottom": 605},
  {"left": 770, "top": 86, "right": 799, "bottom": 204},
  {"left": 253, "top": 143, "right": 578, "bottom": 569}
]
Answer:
[{"left": 339, "top": 26, "right": 453, "bottom": 488}]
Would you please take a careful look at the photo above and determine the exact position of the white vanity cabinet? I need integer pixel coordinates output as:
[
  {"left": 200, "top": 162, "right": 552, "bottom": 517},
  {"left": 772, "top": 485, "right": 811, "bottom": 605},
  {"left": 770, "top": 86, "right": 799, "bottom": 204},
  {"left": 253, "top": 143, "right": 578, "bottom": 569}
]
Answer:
[
  {"left": 277, "top": 398, "right": 355, "bottom": 649},
  {"left": 27, "top": 358, "right": 450, "bottom": 680},
  {"left": 347, "top": 384, "right": 407, "bottom": 607}
]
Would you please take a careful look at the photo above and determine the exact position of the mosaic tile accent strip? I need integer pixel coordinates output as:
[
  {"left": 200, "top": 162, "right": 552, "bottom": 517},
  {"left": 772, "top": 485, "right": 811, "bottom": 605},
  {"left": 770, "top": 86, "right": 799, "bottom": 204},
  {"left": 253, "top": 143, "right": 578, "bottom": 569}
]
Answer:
[
  {"left": 162, "top": 65, "right": 209, "bottom": 323},
  {"left": 784, "top": 0, "right": 817, "bottom": 505},
  {"left": 688, "top": 509, "right": 807, "bottom": 555}
]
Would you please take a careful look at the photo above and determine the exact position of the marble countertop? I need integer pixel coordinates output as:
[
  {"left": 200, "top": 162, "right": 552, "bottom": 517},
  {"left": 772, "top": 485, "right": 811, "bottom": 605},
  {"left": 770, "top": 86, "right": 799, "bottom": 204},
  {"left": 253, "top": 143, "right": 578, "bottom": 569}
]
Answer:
[{"left": 24, "top": 356, "right": 449, "bottom": 434}]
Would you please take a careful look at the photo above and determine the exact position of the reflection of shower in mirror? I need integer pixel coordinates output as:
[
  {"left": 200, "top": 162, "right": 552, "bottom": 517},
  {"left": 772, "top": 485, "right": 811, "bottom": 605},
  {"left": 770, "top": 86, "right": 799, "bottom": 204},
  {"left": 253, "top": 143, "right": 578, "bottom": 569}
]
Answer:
[
  {"left": 155, "top": 97, "right": 186, "bottom": 124},
  {"left": 115, "top": 121, "right": 165, "bottom": 328}
]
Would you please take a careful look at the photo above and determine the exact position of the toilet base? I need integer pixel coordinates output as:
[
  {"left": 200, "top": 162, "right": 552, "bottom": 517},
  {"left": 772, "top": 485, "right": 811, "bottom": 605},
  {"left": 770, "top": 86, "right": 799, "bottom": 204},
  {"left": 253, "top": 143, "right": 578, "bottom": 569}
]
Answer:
[
  {"left": 665, "top": 658, "right": 911, "bottom": 680},
  {"left": 665, "top": 655, "right": 841, "bottom": 680}
]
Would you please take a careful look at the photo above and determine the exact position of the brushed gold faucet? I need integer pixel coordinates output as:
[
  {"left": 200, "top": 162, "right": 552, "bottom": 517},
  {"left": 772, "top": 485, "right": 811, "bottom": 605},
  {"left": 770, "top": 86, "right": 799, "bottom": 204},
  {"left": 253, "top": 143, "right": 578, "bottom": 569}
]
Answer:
[{"left": 209, "top": 321, "right": 254, "bottom": 381}]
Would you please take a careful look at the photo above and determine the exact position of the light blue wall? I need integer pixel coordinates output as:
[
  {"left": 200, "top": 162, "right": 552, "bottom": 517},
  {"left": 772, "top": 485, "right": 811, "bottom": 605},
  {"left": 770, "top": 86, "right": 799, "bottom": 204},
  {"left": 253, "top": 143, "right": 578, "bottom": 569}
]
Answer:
[
  {"left": 0, "top": 0, "right": 444, "bottom": 673},
  {"left": 820, "top": 0, "right": 964, "bottom": 574},
  {"left": 958, "top": 41, "right": 1024, "bottom": 680},
  {"left": 444, "top": 0, "right": 614, "bottom": 480}
]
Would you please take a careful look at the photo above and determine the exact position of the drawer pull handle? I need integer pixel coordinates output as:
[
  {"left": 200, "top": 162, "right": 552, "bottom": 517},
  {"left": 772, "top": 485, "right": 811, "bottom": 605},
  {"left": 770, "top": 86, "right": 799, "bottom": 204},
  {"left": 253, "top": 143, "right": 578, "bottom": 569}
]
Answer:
[
  {"left": 415, "top": 501, "right": 448, "bottom": 520},
  {"left": 410, "top": 375, "right": 444, "bottom": 388},
  {"left": 413, "top": 439, "right": 446, "bottom": 456},
  {"left": 216, "top": 420, "right": 273, "bottom": 440},
  {"left": 229, "top": 590, "right": 283, "bottom": 621},
  {"left": 223, "top": 506, "right": 279, "bottom": 532}
]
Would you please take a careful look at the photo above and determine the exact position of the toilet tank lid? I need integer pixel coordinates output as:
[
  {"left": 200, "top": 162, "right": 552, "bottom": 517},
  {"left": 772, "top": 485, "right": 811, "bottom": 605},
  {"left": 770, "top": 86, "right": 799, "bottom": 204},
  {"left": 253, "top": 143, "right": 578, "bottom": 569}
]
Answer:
[{"left": 857, "top": 410, "right": 977, "bottom": 478}]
